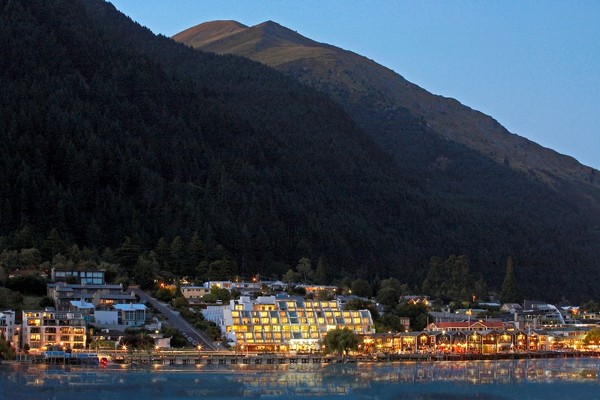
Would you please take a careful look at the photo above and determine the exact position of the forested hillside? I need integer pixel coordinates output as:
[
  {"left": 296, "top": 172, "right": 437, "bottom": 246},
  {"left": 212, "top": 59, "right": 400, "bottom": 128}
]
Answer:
[
  {"left": 175, "top": 20, "right": 600, "bottom": 301},
  {"left": 0, "top": 0, "right": 598, "bottom": 301}
]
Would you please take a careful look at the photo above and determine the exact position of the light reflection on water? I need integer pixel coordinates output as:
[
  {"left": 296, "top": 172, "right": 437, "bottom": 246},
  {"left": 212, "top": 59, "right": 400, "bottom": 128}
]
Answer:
[{"left": 1, "top": 358, "right": 599, "bottom": 400}]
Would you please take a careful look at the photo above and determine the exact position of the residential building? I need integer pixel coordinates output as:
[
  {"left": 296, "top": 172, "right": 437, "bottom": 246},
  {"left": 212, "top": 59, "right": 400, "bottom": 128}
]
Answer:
[
  {"left": 0, "top": 310, "right": 17, "bottom": 345},
  {"left": 180, "top": 285, "right": 210, "bottom": 303},
  {"left": 47, "top": 282, "right": 136, "bottom": 310},
  {"left": 51, "top": 268, "right": 105, "bottom": 285},
  {"left": 222, "top": 295, "right": 374, "bottom": 352},
  {"left": 21, "top": 309, "right": 86, "bottom": 351},
  {"left": 68, "top": 300, "right": 95, "bottom": 322},
  {"left": 113, "top": 304, "right": 147, "bottom": 327},
  {"left": 517, "top": 301, "right": 566, "bottom": 328}
]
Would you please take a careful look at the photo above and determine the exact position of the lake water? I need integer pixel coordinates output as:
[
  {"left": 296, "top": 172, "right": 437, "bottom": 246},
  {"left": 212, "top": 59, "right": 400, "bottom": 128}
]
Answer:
[{"left": 2, "top": 357, "right": 600, "bottom": 399}]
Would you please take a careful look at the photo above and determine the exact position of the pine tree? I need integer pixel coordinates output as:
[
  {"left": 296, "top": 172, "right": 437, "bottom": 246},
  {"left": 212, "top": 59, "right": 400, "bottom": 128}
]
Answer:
[
  {"left": 314, "top": 256, "right": 327, "bottom": 284},
  {"left": 500, "top": 256, "right": 521, "bottom": 304}
]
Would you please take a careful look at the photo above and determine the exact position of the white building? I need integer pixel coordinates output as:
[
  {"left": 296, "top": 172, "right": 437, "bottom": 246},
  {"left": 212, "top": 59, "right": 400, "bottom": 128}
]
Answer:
[
  {"left": 21, "top": 309, "right": 86, "bottom": 351},
  {"left": 113, "top": 304, "right": 147, "bottom": 327},
  {"left": 222, "top": 295, "right": 374, "bottom": 352},
  {"left": 0, "top": 310, "right": 17, "bottom": 345}
]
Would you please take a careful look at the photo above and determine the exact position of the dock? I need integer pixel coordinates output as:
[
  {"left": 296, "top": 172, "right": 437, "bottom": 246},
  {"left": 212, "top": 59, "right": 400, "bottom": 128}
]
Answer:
[{"left": 15, "top": 349, "right": 600, "bottom": 366}]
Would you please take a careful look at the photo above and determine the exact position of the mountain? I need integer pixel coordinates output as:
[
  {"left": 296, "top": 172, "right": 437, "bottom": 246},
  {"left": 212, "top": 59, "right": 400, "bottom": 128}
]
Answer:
[
  {"left": 175, "top": 20, "right": 600, "bottom": 299},
  {"left": 175, "top": 21, "right": 600, "bottom": 200},
  {"left": 1, "top": 0, "right": 599, "bottom": 301}
]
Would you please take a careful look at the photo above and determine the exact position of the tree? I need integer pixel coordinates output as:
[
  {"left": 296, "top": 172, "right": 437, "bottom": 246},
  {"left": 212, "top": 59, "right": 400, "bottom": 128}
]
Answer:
[
  {"left": 296, "top": 257, "right": 313, "bottom": 283},
  {"left": 188, "top": 232, "right": 205, "bottom": 272},
  {"left": 0, "top": 335, "right": 16, "bottom": 360},
  {"left": 583, "top": 327, "right": 600, "bottom": 346},
  {"left": 313, "top": 256, "right": 327, "bottom": 284},
  {"left": 422, "top": 256, "right": 444, "bottom": 298},
  {"left": 283, "top": 268, "right": 300, "bottom": 284},
  {"left": 581, "top": 300, "right": 600, "bottom": 313},
  {"left": 500, "top": 256, "right": 521, "bottom": 304},
  {"left": 376, "top": 286, "right": 399, "bottom": 308},
  {"left": 153, "top": 237, "right": 170, "bottom": 268},
  {"left": 115, "top": 236, "right": 141, "bottom": 273},
  {"left": 323, "top": 327, "right": 359, "bottom": 355},
  {"left": 343, "top": 298, "right": 379, "bottom": 320},
  {"left": 395, "top": 302, "right": 431, "bottom": 331},
  {"left": 169, "top": 236, "right": 185, "bottom": 276},
  {"left": 132, "top": 255, "right": 157, "bottom": 290},
  {"left": 350, "top": 279, "right": 371, "bottom": 298},
  {"left": 376, "top": 314, "right": 406, "bottom": 333}
]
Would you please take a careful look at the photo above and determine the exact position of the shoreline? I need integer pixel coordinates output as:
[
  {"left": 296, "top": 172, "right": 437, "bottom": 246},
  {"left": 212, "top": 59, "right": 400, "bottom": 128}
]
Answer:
[{"left": 9, "top": 349, "right": 600, "bottom": 366}]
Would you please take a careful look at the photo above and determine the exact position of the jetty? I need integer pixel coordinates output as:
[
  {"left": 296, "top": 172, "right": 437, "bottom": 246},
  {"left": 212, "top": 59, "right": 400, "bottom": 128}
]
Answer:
[{"left": 16, "top": 349, "right": 600, "bottom": 366}]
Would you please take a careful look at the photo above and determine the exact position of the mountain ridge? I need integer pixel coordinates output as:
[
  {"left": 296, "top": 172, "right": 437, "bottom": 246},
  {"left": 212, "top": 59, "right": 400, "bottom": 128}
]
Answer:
[
  {"left": 176, "top": 20, "right": 600, "bottom": 202},
  {"left": 1, "top": 0, "right": 599, "bottom": 301}
]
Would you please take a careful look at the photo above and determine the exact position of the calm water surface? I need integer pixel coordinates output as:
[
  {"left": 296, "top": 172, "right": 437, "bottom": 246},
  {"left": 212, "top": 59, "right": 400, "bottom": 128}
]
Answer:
[{"left": 2, "top": 357, "right": 600, "bottom": 399}]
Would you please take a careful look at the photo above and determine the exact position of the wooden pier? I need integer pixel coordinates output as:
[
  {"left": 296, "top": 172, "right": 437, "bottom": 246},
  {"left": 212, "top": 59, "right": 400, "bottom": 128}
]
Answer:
[{"left": 15, "top": 349, "right": 600, "bottom": 366}]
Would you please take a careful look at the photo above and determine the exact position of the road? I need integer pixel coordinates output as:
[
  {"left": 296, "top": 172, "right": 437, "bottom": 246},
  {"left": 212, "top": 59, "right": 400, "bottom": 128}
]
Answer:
[{"left": 130, "top": 286, "right": 219, "bottom": 351}]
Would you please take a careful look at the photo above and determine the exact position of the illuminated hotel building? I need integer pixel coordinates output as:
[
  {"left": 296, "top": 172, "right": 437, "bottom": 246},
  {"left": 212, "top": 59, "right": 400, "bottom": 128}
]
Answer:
[
  {"left": 21, "top": 309, "right": 87, "bottom": 351},
  {"left": 223, "top": 295, "right": 375, "bottom": 352}
]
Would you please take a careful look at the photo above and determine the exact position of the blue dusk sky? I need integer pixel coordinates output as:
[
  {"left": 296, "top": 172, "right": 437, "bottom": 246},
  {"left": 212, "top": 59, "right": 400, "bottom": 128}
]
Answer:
[{"left": 109, "top": 0, "right": 600, "bottom": 170}]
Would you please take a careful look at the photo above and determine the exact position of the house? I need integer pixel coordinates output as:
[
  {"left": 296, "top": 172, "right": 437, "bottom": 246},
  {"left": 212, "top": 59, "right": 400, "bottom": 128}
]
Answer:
[
  {"left": 180, "top": 285, "right": 210, "bottom": 303},
  {"left": 266, "top": 280, "right": 288, "bottom": 291},
  {"left": 51, "top": 268, "right": 105, "bottom": 285},
  {"left": 113, "top": 304, "right": 147, "bottom": 327},
  {"left": 68, "top": 300, "right": 95, "bottom": 322},
  {"left": 501, "top": 303, "right": 523, "bottom": 314},
  {"left": 295, "top": 284, "right": 338, "bottom": 295}
]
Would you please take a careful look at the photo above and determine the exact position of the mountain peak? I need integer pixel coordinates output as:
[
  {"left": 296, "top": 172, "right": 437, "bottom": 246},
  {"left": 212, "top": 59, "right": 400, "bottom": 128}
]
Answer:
[
  {"left": 173, "top": 19, "right": 328, "bottom": 64},
  {"left": 172, "top": 20, "right": 248, "bottom": 48},
  {"left": 250, "top": 20, "right": 318, "bottom": 48}
]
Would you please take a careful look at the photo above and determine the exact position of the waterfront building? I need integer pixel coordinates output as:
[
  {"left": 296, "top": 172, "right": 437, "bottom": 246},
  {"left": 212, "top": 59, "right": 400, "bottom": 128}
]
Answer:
[
  {"left": 0, "top": 310, "right": 17, "bottom": 345},
  {"left": 425, "top": 320, "right": 505, "bottom": 332},
  {"left": 21, "top": 309, "right": 86, "bottom": 351},
  {"left": 517, "top": 300, "right": 566, "bottom": 328},
  {"left": 222, "top": 295, "right": 375, "bottom": 352}
]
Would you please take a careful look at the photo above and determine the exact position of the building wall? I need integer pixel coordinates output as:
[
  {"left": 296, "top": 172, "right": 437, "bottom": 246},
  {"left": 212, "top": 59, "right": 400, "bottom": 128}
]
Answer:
[
  {"left": 223, "top": 297, "right": 374, "bottom": 352},
  {"left": 0, "top": 311, "right": 16, "bottom": 344},
  {"left": 94, "top": 311, "right": 118, "bottom": 325},
  {"left": 181, "top": 286, "right": 210, "bottom": 300},
  {"left": 21, "top": 310, "right": 86, "bottom": 351}
]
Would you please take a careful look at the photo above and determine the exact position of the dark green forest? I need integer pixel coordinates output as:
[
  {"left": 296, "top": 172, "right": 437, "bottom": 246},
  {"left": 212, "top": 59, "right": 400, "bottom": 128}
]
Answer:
[{"left": 0, "top": 0, "right": 598, "bottom": 302}]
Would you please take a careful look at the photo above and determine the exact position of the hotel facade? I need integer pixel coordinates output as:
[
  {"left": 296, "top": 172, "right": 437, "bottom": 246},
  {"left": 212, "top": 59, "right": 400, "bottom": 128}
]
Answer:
[{"left": 222, "top": 295, "right": 375, "bottom": 352}]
